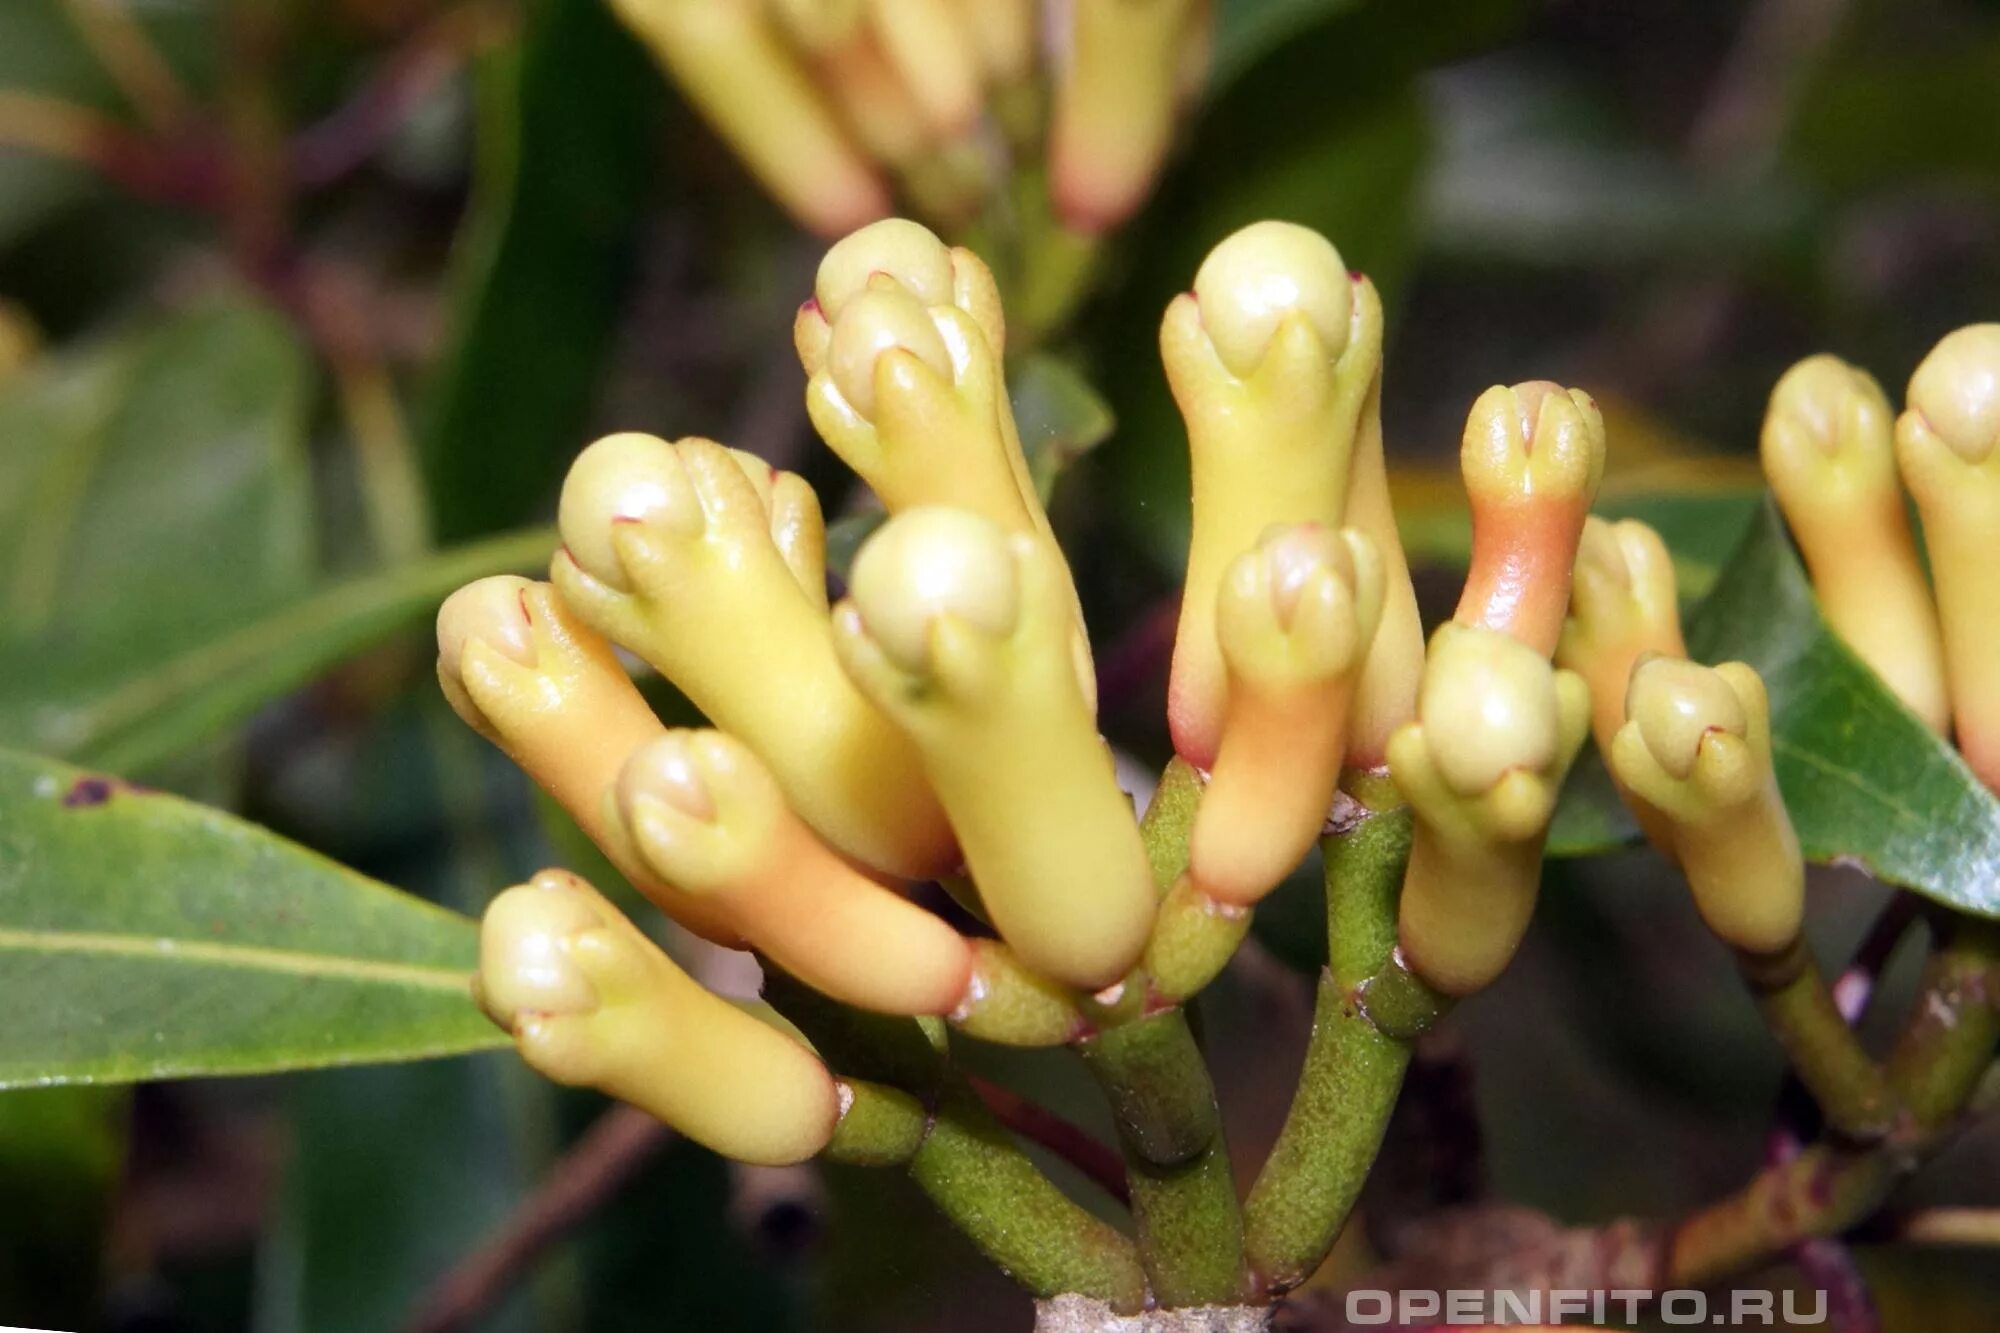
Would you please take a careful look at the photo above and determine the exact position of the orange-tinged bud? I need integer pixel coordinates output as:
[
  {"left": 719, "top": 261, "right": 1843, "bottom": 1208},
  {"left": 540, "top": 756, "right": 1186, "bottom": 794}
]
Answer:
[
  {"left": 1049, "top": 0, "right": 1206, "bottom": 232},
  {"left": 835, "top": 508, "right": 1156, "bottom": 989},
  {"left": 1609, "top": 658, "right": 1804, "bottom": 954},
  {"left": 608, "top": 0, "right": 889, "bottom": 236},
  {"left": 1390, "top": 624, "right": 1590, "bottom": 995},
  {"left": 1453, "top": 381, "right": 1606, "bottom": 656},
  {"left": 553, "top": 432, "right": 954, "bottom": 879},
  {"left": 1897, "top": 324, "right": 2000, "bottom": 793},
  {"left": 1761, "top": 354, "right": 1947, "bottom": 732},
  {"left": 435, "top": 576, "right": 736, "bottom": 943},
  {"left": 1187, "top": 525, "right": 1383, "bottom": 906},
  {"left": 1163, "top": 225, "right": 1384, "bottom": 767},
  {"left": 477, "top": 869, "right": 840, "bottom": 1165},
  {"left": 1557, "top": 516, "right": 1687, "bottom": 756},
  {"left": 617, "top": 731, "right": 973, "bottom": 1016}
]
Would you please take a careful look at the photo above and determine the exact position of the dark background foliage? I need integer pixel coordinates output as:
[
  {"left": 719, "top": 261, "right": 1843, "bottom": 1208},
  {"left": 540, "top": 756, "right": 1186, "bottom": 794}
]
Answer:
[{"left": 2, "top": 0, "right": 1998, "bottom": 1328}]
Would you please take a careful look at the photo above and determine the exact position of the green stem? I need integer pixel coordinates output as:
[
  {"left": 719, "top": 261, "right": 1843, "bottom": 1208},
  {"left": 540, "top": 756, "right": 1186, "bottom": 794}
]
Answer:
[
  {"left": 1078, "top": 1010, "right": 1247, "bottom": 1307},
  {"left": 1667, "top": 915, "right": 2000, "bottom": 1286},
  {"left": 764, "top": 968, "right": 1146, "bottom": 1309},
  {"left": 1737, "top": 937, "right": 1894, "bottom": 1140},
  {"left": 1243, "top": 798, "right": 1448, "bottom": 1293}
]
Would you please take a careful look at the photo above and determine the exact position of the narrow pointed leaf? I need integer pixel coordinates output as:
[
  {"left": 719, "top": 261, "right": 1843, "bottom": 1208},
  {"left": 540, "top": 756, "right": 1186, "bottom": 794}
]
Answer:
[{"left": 0, "top": 748, "right": 504, "bottom": 1087}]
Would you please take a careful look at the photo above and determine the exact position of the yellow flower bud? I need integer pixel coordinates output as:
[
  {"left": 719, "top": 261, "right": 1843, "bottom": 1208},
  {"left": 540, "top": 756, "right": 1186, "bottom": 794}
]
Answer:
[
  {"left": 552, "top": 432, "right": 954, "bottom": 879},
  {"left": 1390, "top": 623, "right": 1590, "bottom": 995},
  {"left": 477, "top": 869, "right": 841, "bottom": 1166},
  {"left": 826, "top": 285, "right": 957, "bottom": 422},
  {"left": 1897, "top": 324, "right": 2000, "bottom": 793},
  {"left": 1760, "top": 354, "right": 1948, "bottom": 733},
  {"left": 1187, "top": 525, "right": 1383, "bottom": 906},
  {"left": 1049, "top": 0, "right": 1206, "bottom": 231},
  {"left": 1453, "top": 381, "right": 1606, "bottom": 657},
  {"left": 617, "top": 730, "right": 974, "bottom": 1016},
  {"left": 1609, "top": 658, "right": 1804, "bottom": 954},
  {"left": 1162, "top": 224, "right": 1384, "bottom": 767},
  {"left": 1557, "top": 516, "right": 1687, "bottom": 756},
  {"left": 725, "top": 448, "right": 829, "bottom": 608},
  {"left": 435, "top": 577, "right": 736, "bottom": 943},
  {"left": 834, "top": 507, "right": 1156, "bottom": 989},
  {"left": 864, "top": 0, "right": 983, "bottom": 142},
  {"left": 1334, "top": 278, "right": 1424, "bottom": 768},
  {"left": 772, "top": 0, "right": 934, "bottom": 171},
  {"left": 608, "top": 0, "right": 889, "bottom": 236}
]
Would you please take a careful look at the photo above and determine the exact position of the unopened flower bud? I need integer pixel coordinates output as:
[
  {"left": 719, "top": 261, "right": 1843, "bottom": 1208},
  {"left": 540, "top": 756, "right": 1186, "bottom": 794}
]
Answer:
[
  {"left": 1163, "top": 225, "right": 1384, "bottom": 767},
  {"left": 1050, "top": 0, "right": 1207, "bottom": 232},
  {"left": 827, "top": 285, "right": 956, "bottom": 421},
  {"left": 835, "top": 507, "right": 1155, "bottom": 989},
  {"left": 1897, "top": 325, "right": 2000, "bottom": 793},
  {"left": 1557, "top": 516, "right": 1687, "bottom": 756},
  {"left": 608, "top": 0, "right": 889, "bottom": 236},
  {"left": 1609, "top": 658, "right": 1803, "bottom": 954},
  {"left": 950, "top": 0, "right": 1035, "bottom": 87},
  {"left": 1190, "top": 222, "right": 1353, "bottom": 378},
  {"left": 617, "top": 730, "right": 973, "bottom": 1015},
  {"left": 1453, "top": 381, "right": 1606, "bottom": 656},
  {"left": 1390, "top": 623, "right": 1590, "bottom": 995},
  {"left": 436, "top": 576, "right": 736, "bottom": 943},
  {"left": 844, "top": 506, "right": 1021, "bottom": 672},
  {"left": 1760, "top": 354, "right": 1947, "bottom": 732},
  {"left": 553, "top": 433, "right": 954, "bottom": 879},
  {"left": 814, "top": 217, "right": 959, "bottom": 324},
  {"left": 477, "top": 869, "right": 840, "bottom": 1165},
  {"left": 1188, "top": 525, "right": 1383, "bottom": 906}
]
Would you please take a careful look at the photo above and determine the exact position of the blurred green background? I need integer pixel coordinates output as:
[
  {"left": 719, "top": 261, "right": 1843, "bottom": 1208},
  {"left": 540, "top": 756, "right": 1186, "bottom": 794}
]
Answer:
[{"left": 2, "top": 0, "right": 1998, "bottom": 1328}]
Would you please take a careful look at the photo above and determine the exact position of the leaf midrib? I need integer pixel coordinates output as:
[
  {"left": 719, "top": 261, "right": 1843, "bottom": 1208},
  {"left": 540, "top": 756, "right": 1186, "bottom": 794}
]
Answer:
[{"left": 0, "top": 926, "right": 476, "bottom": 994}]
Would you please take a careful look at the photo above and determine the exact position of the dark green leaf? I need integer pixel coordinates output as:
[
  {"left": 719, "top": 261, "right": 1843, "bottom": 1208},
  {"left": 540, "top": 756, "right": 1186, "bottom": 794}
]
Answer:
[
  {"left": 1210, "top": 0, "right": 1362, "bottom": 91},
  {"left": 0, "top": 1086, "right": 125, "bottom": 1326},
  {"left": 0, "top": 525, "right": 554, "bottom": 774},
  {"left": 0, "top": 746, "right": 504, "bottom": 1086},
  {"left": 1013, "top": 352, "right": 1116, "bottom": 501},
  {"left": 419, "top": 0, "right": 659, "bottom": 540},
  {"left": 1551, "top": 503, "right": 2000, "bottom": 919}
]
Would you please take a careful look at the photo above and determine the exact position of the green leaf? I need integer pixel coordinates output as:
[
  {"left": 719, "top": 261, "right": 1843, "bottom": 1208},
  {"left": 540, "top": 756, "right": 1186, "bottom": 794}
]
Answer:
[
  {"left": 0, "top": 293, "right": 313, "bottom": 652},
  {"left": 419, "top": 0, "right": 659, "bottom": 541},
  {"left": 0, "top": 746, "right": 505, "bottom": 1087},
  {"left": 0, "top": 525, "right": 554, "bottom": 774},
  {"left": 1210, "top": 0, "right": 1363, "bottom": 91},
  {"left": 1551, "top": 503, "right": 2000, "bottom": 919},
  {"left": 1012, "top": 352, "right": 1116, "bottom": 501}
]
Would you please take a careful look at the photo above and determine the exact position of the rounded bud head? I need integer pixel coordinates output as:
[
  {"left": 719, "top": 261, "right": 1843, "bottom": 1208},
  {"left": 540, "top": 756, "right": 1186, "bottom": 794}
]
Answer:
[
  {"left": 1261, "top": 523, "right": 1358, "bottom": 630},
  {"left": 1417, "top": 622, "right": 1561, "bottom": 796},
  {"left": 816, "top": 218, "right": 955, "bottom": 321},
  {"left": 827, "top": 287, "right": 953, "bottom": 420},
  {"left": 1192, "top": 221, "right": 1352, "bottom": 378},
  {"left": 557, "top": 433, "right": 699, "bottom": 589},
  {"left": 848, "top": 506, "right": 1019, "bottom": 674},
  {"left": 1625, "top": 655, "right": 1749, "bottom": 781},
  {"left": 1907, "top": 324, "right": 2000, "bottom": 463},
  {"left": 477, "top": 871, "right": 608, "bottom": 1025},
  {"left": 437, "top": 575, "right": 538, "bottom": 674},
  {"left": 618, "top": 731, "right": 719, "bottom": 823},
  {"left": 1767, "top": 354, "right": 1888, "bottom": 457}
]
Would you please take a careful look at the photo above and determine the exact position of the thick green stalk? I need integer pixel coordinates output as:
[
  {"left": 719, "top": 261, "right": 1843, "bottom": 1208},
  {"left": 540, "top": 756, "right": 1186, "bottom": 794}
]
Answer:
[
  {"left": 1737, "top": 937, "right": 1894, "bottom": 1140},
  {"left": 1244, "top": 798, "right": 1448, "bottom": 1293},
  {"left": 1079, "top": 1010, "right": 1247, "bottom": 1307},
  {"left": 1668, "top": 916, "right": 2000, "bottom": 1285},
  {"left": 765, "top": 967, "right": 1146, "bottom": 1308}
]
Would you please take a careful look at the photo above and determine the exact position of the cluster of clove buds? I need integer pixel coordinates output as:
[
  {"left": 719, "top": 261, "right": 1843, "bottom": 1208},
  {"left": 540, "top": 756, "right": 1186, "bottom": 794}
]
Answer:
[
  {"left": 435, "top": 212, "right": 2000, "bottom": 1200},
  {"left": 606, "top": 0, "right": 1209, "bottom": 241}
]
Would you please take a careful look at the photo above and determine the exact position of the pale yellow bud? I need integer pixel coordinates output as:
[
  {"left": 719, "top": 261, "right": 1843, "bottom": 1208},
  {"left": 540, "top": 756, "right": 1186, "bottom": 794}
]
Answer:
[
  {"left": 477, "top": 870, "right": 840, "bottom": 1166},
  {"left": 1609, "top": 659, "right": 1803, "bottom": 954},
  {"left": 827, "top": 286, "right": 956, "bottom": 421},
  {"left": 1897, "top": 325, "right": 2000, "bottom": 792},
  {"left": 1190, "top": 221, "right": 1353, "bottom": 379},
  {"left": 816, "top": 217, "right": 957, "bottom": 320},
  {"left": 846, "top": 505, "right": 1021, "bottom": 674},
  {"left": 1416, "top": 623, "right": 1563, "bottom": 798}
]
